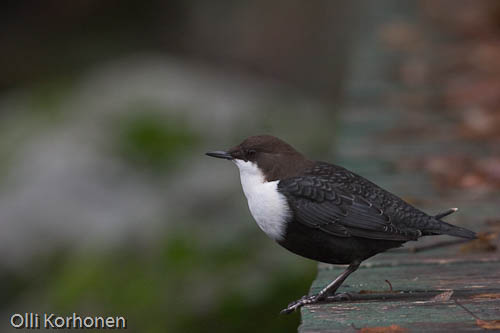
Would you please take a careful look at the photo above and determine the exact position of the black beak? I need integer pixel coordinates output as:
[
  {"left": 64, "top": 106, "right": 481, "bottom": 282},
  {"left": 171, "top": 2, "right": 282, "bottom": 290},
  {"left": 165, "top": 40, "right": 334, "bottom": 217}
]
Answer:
[{"left": 205, "top": 150, "right": 233, "bottom": 160}]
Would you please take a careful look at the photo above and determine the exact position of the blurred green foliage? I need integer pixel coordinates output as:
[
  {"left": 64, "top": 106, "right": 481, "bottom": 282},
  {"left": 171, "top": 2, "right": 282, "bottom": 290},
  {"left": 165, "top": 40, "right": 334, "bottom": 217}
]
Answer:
[
  {"left": 115, "top": 106, "right": 199, "bottom": 172},
  {"left": 28, "top": 77, "right": 75, "bottom": 117},
  {"left": 34, "top": 231, "right": 315, "bottom": 332},
  {"left": 0, "top": 92, "right": 317, "bottom": 333}
]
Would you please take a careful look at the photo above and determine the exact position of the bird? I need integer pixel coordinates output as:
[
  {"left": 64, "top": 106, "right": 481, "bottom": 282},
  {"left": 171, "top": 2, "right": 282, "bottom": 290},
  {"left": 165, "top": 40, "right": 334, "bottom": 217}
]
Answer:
[{"left": 206, "top": 135, "right": 476, "bottom": 314}]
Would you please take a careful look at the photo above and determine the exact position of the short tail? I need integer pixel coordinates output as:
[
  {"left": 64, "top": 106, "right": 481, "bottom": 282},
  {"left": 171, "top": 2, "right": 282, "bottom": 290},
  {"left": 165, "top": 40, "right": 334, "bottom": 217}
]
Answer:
[
  {"left": 426, "top": 208, "right": 477, "bottom": 239},
  {"left": 439, "top": 221, "right": 477, "bottom": 239}
]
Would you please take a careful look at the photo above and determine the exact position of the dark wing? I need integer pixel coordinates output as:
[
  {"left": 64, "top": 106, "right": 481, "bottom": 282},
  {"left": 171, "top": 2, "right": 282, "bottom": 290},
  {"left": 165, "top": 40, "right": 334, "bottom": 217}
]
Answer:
[{"left": 278, "top": 176, "right": 422, "bottom": 241}]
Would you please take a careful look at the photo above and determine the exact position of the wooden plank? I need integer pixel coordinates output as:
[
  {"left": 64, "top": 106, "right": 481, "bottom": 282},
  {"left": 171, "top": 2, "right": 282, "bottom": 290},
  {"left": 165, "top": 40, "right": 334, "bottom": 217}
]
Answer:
[
  {"left": 301, "top": 298, "right": 500, "bottom": 332},
  {"left": 300, "top": 253, "right": 500, "bottom": 332}
]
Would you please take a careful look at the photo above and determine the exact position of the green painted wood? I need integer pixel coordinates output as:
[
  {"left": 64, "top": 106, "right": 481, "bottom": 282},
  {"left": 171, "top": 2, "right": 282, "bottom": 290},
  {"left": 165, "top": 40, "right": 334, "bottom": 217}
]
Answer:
[{"left": 300, "top": 254, "right": 500, "bottom": 332}]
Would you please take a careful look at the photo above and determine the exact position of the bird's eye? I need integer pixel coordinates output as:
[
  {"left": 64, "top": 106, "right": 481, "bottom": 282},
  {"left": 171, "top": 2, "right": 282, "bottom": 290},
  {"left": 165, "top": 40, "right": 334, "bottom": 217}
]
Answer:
[{"left": 247, "top": 149, "right": 256, "bottom": 157}]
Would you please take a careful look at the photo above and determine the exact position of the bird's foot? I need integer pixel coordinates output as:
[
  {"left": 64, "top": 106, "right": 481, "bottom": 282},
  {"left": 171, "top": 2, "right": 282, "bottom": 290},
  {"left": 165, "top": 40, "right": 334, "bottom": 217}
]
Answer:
[
  {"left": 280, "top": 294, "right": 322, "bottom": 315},
  {"left": 280, "top": 292, "right": 353, "bottom": 315},
  {"left": 325, "top": 292, "right": 352, "bottom": 302}
]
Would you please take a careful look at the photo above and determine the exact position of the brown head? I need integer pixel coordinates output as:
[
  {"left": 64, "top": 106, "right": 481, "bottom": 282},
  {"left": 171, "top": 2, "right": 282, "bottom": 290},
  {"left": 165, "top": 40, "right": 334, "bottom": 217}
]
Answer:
[{"left": 206, "top": 135, "right": 313, "bottom": 181}]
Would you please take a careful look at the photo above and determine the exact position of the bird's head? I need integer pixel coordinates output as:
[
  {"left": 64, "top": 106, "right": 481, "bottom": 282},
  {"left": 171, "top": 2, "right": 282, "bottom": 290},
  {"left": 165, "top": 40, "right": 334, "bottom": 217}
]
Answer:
[{"left": 206, "top": 135, "right": 311, "bottom": 181}]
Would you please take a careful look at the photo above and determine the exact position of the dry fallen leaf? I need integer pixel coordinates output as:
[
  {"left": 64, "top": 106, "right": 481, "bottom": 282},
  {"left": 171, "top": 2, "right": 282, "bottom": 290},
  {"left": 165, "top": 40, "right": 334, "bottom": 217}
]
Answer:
[
  {"left": 419, "top": 155, "right": 500, "bottom": 191},
  {"left": 430, "top": 290, "right": 454, "bottom": 302},
  {"left": 471, "top": 293, "right": 500, "bottom": 300},
  {"left": 459, "top": 108, "right": 500, "bottom": 140},
  {"left": 476, "top": 319, "right": 500, "bottom": 330},
  {"left": 445, "top": 77, "right": 500, "bottom": 109},
  {"left": 460, "top": 232, "right": 498, "bottom": 253},
  {"left": 359, "top": 324, "right": 408, "bottom": 333},
  {"left": 477, "top": 158, "right": 500, "bottom": 183}
]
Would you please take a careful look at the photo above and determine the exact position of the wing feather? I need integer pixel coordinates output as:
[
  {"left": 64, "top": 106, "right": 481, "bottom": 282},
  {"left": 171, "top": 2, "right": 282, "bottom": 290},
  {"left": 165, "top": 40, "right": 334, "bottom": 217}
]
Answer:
[{"left": 278, "top": 176, "right": 421, "bottom": 241}]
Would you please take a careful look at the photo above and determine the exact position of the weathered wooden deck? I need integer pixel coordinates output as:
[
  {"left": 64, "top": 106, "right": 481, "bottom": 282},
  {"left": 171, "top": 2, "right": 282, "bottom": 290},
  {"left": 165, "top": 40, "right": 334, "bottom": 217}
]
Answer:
[
  {"left": 301, "top": 250, "right": 500, "bottom": 332},
  {"left": 299, "top": 1, "right": 500, "bottom": 332}
]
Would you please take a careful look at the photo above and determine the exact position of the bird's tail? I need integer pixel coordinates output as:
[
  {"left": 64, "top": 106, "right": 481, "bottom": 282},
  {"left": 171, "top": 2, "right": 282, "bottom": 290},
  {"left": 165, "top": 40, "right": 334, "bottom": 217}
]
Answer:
[
  {"left": 437, "top": 220, "right": 477, "bottom": 239},
  {"left": 426, "top": 208, "right": 477, "bottom": 239}
]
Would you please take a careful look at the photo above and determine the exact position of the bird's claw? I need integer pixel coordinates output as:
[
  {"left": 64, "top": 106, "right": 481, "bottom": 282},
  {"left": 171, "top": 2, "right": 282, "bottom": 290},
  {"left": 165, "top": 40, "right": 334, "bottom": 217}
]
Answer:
[
  {"left": 280, "top": 294, "right": 320, "bottom": 315},
  {"left": 325, "top": 292, "right": 352, "bottom": 301},
  {"left": 280, "top": 292, "right": 353, "bottom": 315}
]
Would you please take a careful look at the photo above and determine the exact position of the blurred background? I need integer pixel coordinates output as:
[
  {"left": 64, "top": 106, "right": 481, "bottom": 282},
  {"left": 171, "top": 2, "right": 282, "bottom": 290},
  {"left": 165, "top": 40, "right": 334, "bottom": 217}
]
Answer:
[{"left": 1, "top": 0, "right": 500, "bottom": 332}]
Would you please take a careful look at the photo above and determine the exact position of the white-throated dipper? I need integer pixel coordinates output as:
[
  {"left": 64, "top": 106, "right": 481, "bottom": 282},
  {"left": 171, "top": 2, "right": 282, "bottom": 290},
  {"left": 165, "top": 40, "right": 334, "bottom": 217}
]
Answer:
[{"left": 206, "top": 135, "right": 476, "bottom": 314}]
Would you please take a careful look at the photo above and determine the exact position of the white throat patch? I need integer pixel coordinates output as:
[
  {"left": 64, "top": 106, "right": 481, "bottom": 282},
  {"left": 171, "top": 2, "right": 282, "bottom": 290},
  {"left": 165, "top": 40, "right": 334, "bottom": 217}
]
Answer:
[{"left": 233, "top": 159, "right": 290, "bottom": 241}]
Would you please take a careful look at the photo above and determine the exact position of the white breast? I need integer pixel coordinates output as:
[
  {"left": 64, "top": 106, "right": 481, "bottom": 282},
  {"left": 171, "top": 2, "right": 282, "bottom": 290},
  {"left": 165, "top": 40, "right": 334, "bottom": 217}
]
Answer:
[{"left": 234, "top": 159, "right": 290, "bottom": 241}]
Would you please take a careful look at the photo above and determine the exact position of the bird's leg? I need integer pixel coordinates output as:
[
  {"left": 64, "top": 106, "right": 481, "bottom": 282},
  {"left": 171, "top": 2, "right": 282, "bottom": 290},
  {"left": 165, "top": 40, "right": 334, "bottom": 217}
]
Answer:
[{"left": 280, "top": 261, "right": 360, "bottom": 315}]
